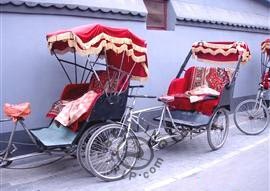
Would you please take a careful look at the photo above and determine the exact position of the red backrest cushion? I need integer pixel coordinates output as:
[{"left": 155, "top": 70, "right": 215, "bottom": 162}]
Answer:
[
  {"left": 167, "top": 67, "right": 195, "bottom": 95},
  {"left": 60, "top": 83, "right": 90, "bottom": 100}
]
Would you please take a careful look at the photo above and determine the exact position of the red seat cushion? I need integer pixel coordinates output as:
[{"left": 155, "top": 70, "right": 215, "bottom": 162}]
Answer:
[
  {"left": 168, "top": 95, "right": 195, "bottom": 111},
  {"left": 194, "top": 98, "right": 219, "bottom": 116}
]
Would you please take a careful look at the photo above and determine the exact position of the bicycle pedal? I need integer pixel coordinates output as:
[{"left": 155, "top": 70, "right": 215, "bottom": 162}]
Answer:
[{"left": 10, "top": 144, "right": 18, "bottom": 154}]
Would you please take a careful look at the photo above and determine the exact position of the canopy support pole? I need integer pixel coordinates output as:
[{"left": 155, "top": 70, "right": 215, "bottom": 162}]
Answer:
[
  {"left": 114, "top": 51, "right": 126, "bottom": 95},
  {"left": 82, "top": 54, "right": 102, "bottom": 84},
  {"left": 176, "top": 49, "right": 192, "bottom": 78},
  {"left": 117, "top": 62, "right": 137, "bottom": 95},
  {"left": 53, "top": 51, "right": 72, "bottom": 84},
  {"left": 81, "top": 55, "right": 90, "bottom": 83},
  {"left": 228, "top": 54, "right": 242, "bottom": 87},
  {"left": 57, "top": 59, "right": 93, "bottom": 72},
  {"left": 73, "top": 50, "right": 77, "bottom": 83}
]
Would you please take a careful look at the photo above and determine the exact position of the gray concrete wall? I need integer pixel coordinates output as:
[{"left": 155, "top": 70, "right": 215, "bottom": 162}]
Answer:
[{"left": 0, "top": 10, "right": 269, "bottom": 132}]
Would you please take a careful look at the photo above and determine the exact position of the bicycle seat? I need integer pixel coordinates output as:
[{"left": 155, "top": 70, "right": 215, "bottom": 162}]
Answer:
[{"left": 3, "top": 102, "right": 31, "bottom": 120}]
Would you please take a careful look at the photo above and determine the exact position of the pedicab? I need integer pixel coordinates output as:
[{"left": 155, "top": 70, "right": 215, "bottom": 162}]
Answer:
[
  {"left": 85, "top": 41, "right": 251, "bottom": 181},
  {"left": 234, "top": 39, "right": 270, "bottom": 135},
  {"left": 0, "top": 23, "right": 149, "bottom": 178}
]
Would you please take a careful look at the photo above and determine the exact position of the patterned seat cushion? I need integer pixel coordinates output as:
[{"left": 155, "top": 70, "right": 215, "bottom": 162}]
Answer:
[{"left": 189, "top": 67, "right": 233, "bottom": 92}]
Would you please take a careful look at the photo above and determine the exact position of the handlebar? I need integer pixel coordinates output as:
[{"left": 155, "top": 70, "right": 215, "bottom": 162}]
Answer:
[
  {"left": 0, "top": 119, "right": 12, "bottom": 123},
  {"left": 128, "top": 95, "right": 157, "bottom": 99},
  {"left": 129, "top": 85, "right": 144, "bottom": 89}
]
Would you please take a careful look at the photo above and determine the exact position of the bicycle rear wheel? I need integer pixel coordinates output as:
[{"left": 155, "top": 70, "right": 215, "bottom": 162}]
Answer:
[
  {"left": 85, "top": 123, "right": 139, "bottom": 181},
  {"left": 234, "top": 99, "right": 269, "bottom": 135}
]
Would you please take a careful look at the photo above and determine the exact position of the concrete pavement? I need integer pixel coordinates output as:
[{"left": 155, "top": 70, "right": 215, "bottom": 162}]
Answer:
[{"left": 0, "top": 116, "right": 269, "bottom": 191}]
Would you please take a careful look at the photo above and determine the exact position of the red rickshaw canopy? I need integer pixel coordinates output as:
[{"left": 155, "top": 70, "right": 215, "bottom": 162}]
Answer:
[
  {"left": 261, "top": 39, "right": 270, "bottom": 56},
  {"left": 192, "top": 41, "right": 251, "bottom": 64},
  {"left": 47, "top": 24, "right": 148, "bottom": 80}
]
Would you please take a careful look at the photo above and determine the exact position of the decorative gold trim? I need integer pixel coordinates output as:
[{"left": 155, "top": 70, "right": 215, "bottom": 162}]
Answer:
[
  {"left": 48, "top": 32, "right": 147, "bottom": 64},
  {"left": 192, "top": 41, "right": 238, "bottom": 49},
  {"left": 192, "top": 41, "right": 251, "bottom": 64},
  {"left": 192, "top": 46, "right": 238, "bottom": 56}
]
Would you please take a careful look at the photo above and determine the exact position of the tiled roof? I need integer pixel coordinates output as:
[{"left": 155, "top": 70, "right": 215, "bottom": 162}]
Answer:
[
  {"left": 172, "top": 1, "right": 269, "bottom": 31},
  {"left": 0, "top": 0, "right": 147, "bottom": 17}
]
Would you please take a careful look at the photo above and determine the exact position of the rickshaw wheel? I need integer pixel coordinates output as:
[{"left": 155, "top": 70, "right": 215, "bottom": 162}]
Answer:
[
  {"left": 207, "top": 108, "right": 229, "bottom": 150},
  {"left": 77, "top": 123, "right": 107, "bottom": 175},
  {"left": 234, "top": 99, "right": 269, "bottom": 135},
  {"left": 85, "top": 123, "right": 139, "bottom": 181},
  {"left": 164, "top": 122, "right": 188, "bottom": 143}
]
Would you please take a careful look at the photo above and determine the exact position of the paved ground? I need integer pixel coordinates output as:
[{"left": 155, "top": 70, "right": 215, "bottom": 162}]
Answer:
[
  {"left": 0, "top": 115, "right": 269, "bottom": 191},
  {"left": 154, "top": 141, "right": 269, "bottom": 191}
]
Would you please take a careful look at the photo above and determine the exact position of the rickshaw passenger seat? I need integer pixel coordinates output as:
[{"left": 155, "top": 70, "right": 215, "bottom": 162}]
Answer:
[{"left": 167, "top": 66, "right": 233, "bottom": 115}]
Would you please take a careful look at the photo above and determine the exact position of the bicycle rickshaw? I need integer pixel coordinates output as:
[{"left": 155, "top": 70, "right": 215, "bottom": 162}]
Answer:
[
  {"left": 234, "top": 39, "right": 270, "bottom": 135},
  {"left": 0, "top": 24, "right": 149, "bottom": 178},
  {"left": 85, "top": 41, "right": 251, "bottom": 181}
]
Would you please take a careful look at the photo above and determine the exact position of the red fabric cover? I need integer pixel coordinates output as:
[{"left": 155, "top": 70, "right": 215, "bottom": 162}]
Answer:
[
  {"left": 47, "top": 70, "right": 130, "bottom": 131},
  {"left": 64, "top": 92, "right": 101, "bottom": 132},
  {"left": 47, "top": 24, "right": 148, "bottom": 79},
  {"left": 70, "top": 70, "right": 129, "bottom": 131},
  {"left": 192, "top": 41, "right": 251, "bottom": 64},
  {"left": 46, "top": 83, "right": 89, "bottom": 118},
  {"left": 261, "top": 39, "right": 270, "bottom": 56},
  {"left": 167, "top": 66, "right": 231, "bottom": 115}
]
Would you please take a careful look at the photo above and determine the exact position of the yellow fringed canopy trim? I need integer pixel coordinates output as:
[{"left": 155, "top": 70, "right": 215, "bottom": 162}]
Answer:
[
  {"left": 192, "top": 41, "right": 251, "bottom": 63},
  {"left": 47, "top": 31, "right": 147, "bottom": 63}
]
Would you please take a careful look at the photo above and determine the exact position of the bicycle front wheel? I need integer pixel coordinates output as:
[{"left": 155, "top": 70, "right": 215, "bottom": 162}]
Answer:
[
  {"left": 85, "top": 123, "right": 139, "bottom": 181},
  {"left": 234, "top": 99, "right": 269, "bottom": 135}
]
